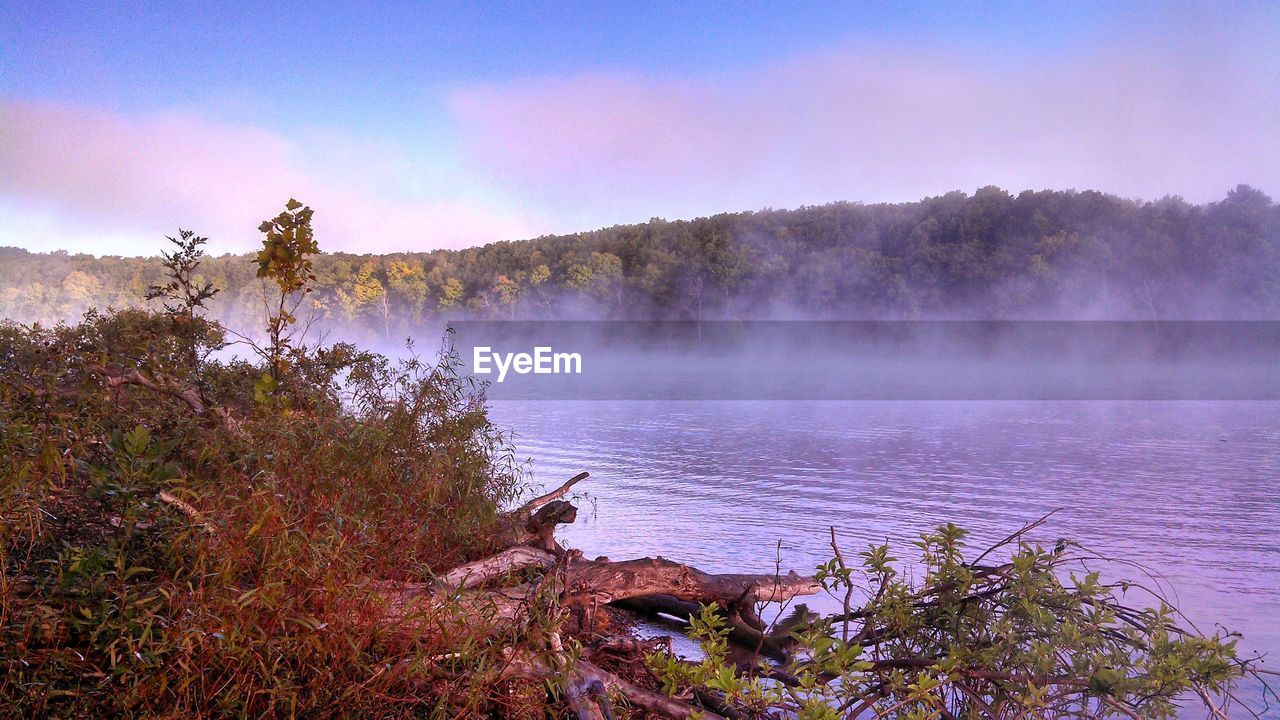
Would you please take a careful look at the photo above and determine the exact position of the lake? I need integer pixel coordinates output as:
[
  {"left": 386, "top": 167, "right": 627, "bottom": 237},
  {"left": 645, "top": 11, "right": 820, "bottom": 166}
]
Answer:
[{"left": 489, "top": 399, "right": 1280, "bottom": 711}]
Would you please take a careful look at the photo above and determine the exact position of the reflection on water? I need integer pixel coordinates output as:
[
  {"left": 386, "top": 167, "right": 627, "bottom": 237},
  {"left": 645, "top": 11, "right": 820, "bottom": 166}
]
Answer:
[{"left": 489, "top": 400, "right": 1280, "bottom": 699}]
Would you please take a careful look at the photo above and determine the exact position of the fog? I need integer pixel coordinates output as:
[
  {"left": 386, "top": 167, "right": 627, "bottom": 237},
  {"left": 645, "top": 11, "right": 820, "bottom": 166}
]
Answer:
[{"left": 429, "top": 321, "right": 1279, "bottom": 401}]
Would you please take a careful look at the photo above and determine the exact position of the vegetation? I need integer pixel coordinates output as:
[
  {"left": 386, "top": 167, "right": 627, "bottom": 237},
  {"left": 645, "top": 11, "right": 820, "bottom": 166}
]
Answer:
[
  {"left": 650, "top": 522, "right": 1266, "bottom": 719},
  {"left": 252, "top": 199, "right": 320, "bottom": 391},
  {"left": 1, "top": 186, "right": 1277, "bottom": 339},
  {"left": 1, "top": 200, "right": 1273, "bottom": 718},
  {"left": 1, "top": 215, "right": 527, "bottom": 716}
]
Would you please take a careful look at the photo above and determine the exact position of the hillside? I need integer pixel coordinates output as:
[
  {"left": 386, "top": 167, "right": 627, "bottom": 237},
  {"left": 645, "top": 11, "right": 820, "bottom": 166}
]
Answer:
[{"left": 2, "top": 185, "right": 1276, "bottom": 336}]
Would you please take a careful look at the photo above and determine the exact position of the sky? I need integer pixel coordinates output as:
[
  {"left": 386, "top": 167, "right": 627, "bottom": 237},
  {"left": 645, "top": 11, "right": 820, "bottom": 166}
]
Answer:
[{"left": 1, "top": 1, "right": 1277, "bottom": 256}]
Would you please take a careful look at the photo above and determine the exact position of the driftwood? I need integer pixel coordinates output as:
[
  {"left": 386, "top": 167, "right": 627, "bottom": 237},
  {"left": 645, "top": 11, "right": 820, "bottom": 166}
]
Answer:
[
  {"left": 514, "top": 471, "right": 591, "bottom": 517},
  {"left": 614, "top": 594, "right": 815, "bottom": 662},
  {"left": 379, "top": 551, "right": 820, "bottom": 630},
  {"left": 564, "top": 555, "right": 821, "bottom": 608},
  {"left": 497, "top": 471, "right": 589, "bottom": 549},
  {"left": 367, "top": 472, "right": 824, "bottom": 718},
  {"left": 436, "top": 545, "right": 558, "bottom": 590}
]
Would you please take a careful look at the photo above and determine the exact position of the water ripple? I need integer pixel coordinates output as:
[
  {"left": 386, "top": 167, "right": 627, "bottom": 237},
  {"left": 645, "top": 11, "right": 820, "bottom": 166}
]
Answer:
[{"left": 491, "top": 400, "right": 1280, "bottom": 662}]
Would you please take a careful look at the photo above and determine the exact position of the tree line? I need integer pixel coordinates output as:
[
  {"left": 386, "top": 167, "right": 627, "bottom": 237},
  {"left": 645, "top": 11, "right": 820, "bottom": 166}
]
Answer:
[{"left": 2, "top": 185, "right": 1276, "bottom": 338}]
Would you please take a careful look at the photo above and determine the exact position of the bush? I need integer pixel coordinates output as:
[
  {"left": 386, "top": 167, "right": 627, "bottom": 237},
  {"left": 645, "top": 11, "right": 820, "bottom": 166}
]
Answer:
[
  {"left": 649, "top": 522, "right": 1261, "bottom": 719},
  {"left": 0, "top": 309, "right": 525, "bottom": 717}
]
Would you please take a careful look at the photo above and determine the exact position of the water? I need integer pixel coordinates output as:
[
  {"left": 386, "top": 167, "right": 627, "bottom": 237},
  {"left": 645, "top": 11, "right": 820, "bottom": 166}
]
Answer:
[{"left": 488, "top": 400, "right": 1280, "bottom": 712}]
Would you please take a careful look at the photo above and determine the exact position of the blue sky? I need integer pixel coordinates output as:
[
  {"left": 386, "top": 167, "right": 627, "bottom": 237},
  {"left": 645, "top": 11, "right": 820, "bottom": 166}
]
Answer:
[{"left": 1, "top": 1, "right": 1277, "bottom": 255}]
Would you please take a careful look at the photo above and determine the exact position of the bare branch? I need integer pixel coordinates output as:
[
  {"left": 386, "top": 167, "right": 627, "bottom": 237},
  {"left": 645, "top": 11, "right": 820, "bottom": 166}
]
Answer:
[{"left": 516, "top": 471, "right": 590, "bottom": 517}]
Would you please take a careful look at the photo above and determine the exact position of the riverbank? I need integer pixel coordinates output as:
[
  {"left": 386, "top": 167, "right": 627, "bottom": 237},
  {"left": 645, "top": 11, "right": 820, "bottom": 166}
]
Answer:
[{"left": 1, "top": 307, "right": 1271, "bottom": 717}]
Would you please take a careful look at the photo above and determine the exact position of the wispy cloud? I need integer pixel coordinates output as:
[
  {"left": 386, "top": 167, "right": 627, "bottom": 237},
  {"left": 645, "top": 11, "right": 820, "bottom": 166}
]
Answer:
[
  {"left": 450, "top": 24, "right": 1279, "bottom": 227},
  {"left": 0, "top": 100, "right": 543, "bottom": 255}
]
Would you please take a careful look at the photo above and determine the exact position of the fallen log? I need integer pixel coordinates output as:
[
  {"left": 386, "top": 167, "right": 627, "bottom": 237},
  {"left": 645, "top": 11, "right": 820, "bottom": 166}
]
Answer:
[
  {"left": 498, "top": 472, "right": 589, "bottom": 549},
  {"left": 590, "top": 634, "right": 672, "bottom": 657},
  {"left": 613, "top": 593, "right": 701, "bottom": 622},
  {"left": 364, "top": 470, "right": 824, "bottom": 719},
  {"left": 436, "top": 545, "right": 558, "bottom": 590},
  {"left": 564, "top": 555, "right": 822, "bottom": 608},
  {"left": 615, "top": 594, "right": 779, "bottom": 661},
  {"left": 521, "top": 500, "right": 579, "bottom": 551},
  {"left": 378, "top": 472, "right": 823, "bottom": 631},
  {"left": 614, "top": 594, "right": 818, "bottom": 663},
  {"left": 378, "top": 554, "right": 822, "bottom": 629},
  {"left": 513, "top": 471, "right": 591, "bottom": 517}
]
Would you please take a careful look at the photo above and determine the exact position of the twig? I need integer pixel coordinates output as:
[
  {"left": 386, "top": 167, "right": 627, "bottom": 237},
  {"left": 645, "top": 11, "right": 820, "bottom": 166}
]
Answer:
[
  {"left": 970, "top": 509, "right": 1060, "bottom": 567},
  {"left": 830, "top": 526, "right": 854, "bottom": 643}
]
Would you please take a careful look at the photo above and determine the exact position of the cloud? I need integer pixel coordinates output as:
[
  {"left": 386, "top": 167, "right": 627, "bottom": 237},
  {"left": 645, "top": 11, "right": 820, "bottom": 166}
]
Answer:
[
  {"left": 3, "top": 8, "right": 1275, "bottom": 258},
  {"left": 0, "top": 100, "right": 543, "bottom": 255},
  {"left": 449, "top": 25, "right": 1279, "bottom": 226}
]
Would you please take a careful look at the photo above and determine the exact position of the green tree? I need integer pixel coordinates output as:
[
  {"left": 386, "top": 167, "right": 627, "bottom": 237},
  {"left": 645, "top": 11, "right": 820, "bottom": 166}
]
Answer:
[
  {"left": 144, "top": 229, "right": 222, "bottom": 386},
  {"left": 254, "top": 199, "right": 318, "bottom": 393},
  {"left": 526, "top": 263, "right": 552, "bottom": 308},
  {"left": 147, "top": 229, "right": 220, "bottom": 318},
  {"left": 566, "top": 252, "right": 624, "bottom": 310},
  {"left": 650, "top": 521, "right": 1262, "bottom": 719},
  {"left": 4, "top": 187, "right": 1279, "bottom": 324},
  {"left": 565, "top": 262, "right": 594, "bottom": 291}
]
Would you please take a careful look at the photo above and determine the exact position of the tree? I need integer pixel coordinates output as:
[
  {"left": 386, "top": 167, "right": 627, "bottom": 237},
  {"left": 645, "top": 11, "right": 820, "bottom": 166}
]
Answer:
[
  {"left": 646, "top": 519, "right": 1265, "bottom": 719},
  {"left": 147, "top": 230, "right": 220, "bottom": 318},
  {"left": 336, "top": 261, "right": 389, "bottom": 335},
  {"left": 566, "top": 252, "right": 624, "bottom": 310},
  {"left": 386, "top": 259, "right": 430, "bottom": 320},
  {"left": 253, "top": 199, "right": 318, "bottom": 394},
  {"left": 438, "top": 277, "right": 464, "bottom": 310},
  {"left": 3, "top": 187, "right": 1279, "bottom": 325},
  {"left": 562, "top": 264, "right": 587, "bottom": 293},
  {"left": 144, "top": 229, "right": 222, "bottom": 382},
  {"left": 525, "top": 263, "right": 552, "bottom": 309},
  {"left": 489, "top": 274, "right": 520, "bottom": 319},
  {"left": 62, "top": 270, "right": 103, "bottom": 306}
]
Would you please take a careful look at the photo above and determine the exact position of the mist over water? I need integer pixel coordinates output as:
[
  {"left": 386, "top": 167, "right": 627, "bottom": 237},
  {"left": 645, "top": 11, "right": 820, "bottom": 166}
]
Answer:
[{"left": 448, "top": 321, "right": 1280, "bottom": 400}]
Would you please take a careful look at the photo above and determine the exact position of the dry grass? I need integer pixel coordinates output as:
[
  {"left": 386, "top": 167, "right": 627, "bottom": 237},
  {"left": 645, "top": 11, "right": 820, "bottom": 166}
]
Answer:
[{"left": 0, "top": 312, "right": 556, "bottom": 718}]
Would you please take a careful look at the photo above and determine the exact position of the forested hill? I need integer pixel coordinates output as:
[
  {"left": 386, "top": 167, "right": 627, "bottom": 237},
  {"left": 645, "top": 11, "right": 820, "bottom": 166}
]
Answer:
[{"left": 2, "top": 185, "right": 1277, "bottom": 336}]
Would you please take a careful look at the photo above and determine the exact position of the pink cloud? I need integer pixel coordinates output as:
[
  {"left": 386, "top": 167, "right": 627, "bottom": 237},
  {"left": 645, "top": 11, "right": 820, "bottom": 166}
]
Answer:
[
  {"left": 449, "top": 32, "right": 1279, "bottom": 226},
  {"left": 451, "top": 74, "right": 758, "bottom": 187},
  {"left": 0, "top": 100, "right": 542, "bottom": 254}
]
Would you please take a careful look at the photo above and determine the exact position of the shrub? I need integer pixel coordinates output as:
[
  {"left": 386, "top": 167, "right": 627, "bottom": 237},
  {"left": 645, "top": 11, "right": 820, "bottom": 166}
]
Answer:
[{"left": 0, "top": 308, "right": 525, "bottom": 717}]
